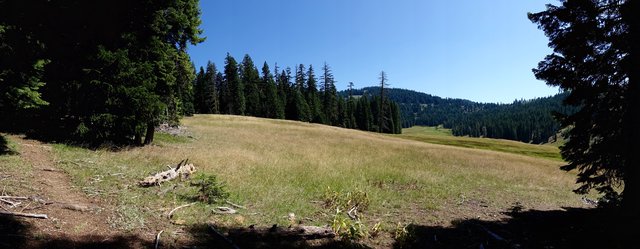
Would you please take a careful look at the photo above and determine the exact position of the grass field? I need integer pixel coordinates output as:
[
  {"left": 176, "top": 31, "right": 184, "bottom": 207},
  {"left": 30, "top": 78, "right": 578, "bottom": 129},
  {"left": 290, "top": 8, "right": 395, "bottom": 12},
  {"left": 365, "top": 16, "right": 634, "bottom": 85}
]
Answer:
[
  {"left": 1, "top": 115, "right": 588, "bottom": 247},
  {"left": 396, "top": 126, "right": 563, "bottom": 161}
]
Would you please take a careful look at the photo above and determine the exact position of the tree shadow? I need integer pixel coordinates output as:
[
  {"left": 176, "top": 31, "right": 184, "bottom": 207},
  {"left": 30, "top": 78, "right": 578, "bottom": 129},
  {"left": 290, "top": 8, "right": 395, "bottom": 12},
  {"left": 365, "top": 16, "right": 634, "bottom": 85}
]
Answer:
[
  {"left": 0, "top": 213, "right": 369, "bottom": 249},
  {"left": 184, "top": 223, "right": 371, "bottom": 249},
  {"left": 393, "top": 206, "right": 637, "bottom": 249},
  {"left": 0, "top": 214, "right": 152, "bottom": 249},
  {"left": 1, "top": 135, "right": 19, "bottom": 155}
]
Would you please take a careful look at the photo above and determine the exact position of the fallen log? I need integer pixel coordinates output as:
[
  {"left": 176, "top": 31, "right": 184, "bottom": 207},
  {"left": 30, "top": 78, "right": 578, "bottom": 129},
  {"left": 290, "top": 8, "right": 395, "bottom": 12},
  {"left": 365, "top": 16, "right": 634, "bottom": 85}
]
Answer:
[
  {"left": 0, "top": 210, "right": 48, "bottom": 219},
  {"left": 139, "top": 159, "right": 196, "bottom": 187}
]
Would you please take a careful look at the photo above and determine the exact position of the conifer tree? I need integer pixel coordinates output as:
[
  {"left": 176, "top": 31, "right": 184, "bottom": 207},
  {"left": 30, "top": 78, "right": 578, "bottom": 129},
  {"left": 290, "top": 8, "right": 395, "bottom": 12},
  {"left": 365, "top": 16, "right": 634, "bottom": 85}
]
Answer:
[
  {"left": 204, "top": 61, "right": 219, "bottom": 114},
  {"left": 224, "top": 53, "right": 244, "bottom": 115},
  {"left": 529, "top": 0, "right": 638, "bottom": 211},
  {"left": 261, "top": 62, "right": 281, "bottom": 119},
  {"left": 194, "top": 67, "right": 206, "bottom": 113},
  {"left": 305, "top": 65, "right": 323, "bottom": 123},
  {"left": 241, "top": 54, "right": 260, "bottom": 117},
  {"left": 321, "top": 63, "right": 338, "bottom": 125}
]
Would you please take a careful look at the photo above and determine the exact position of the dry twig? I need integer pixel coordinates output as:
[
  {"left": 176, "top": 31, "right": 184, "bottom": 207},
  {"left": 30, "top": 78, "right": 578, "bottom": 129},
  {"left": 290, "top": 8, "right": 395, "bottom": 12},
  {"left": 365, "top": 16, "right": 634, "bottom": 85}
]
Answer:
[{"left": 167, "top": 202, "right": 196, "bottom": 218}]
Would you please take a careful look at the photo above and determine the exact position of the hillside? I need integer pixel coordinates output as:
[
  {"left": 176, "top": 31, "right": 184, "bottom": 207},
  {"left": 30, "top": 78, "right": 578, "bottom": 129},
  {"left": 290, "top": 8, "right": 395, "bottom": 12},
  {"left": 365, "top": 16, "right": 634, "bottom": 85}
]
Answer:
[
  {"left": 341, "top": 87, "right": 577, "bottom": 143},
  {"left": 1, "top": 115, "right": 589, "bottom": 248}
]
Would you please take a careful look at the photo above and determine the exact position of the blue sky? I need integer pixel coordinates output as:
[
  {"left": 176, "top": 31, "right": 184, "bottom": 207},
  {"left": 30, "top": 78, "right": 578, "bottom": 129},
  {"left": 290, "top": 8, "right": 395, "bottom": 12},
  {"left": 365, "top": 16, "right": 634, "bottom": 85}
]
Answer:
[{"left": 187, "top": 0, "right": 559, "bottom": 103}]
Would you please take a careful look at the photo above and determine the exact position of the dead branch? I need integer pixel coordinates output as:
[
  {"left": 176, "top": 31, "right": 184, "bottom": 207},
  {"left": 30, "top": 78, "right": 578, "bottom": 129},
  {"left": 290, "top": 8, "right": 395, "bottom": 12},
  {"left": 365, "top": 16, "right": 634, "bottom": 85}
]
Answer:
[
  {"left": 154, "top": 230, "right": 163, "bottom": 249},
  {"left": 59, "top": 203, "right": 94, "bottom": 212},
  {"left": 225, "top": 200, "right": 246, "bottom": 209},
  {"left": 0, "top": 198, "right": 20, "bottom": 207},
  {"left": 208, "top": 224, "right": 241, "bottom": 249},
  {"left": 347, "top": 206, "right": 359, "bottom": 220},
  {"left": 212, "top": 206, "right": 237, "bottom": 215},
  {"left": 0, "top": 210, "right": 48, "bottom": 219},
  {"left": 0, "top": 196, "right": 29, "bottom": 200},
  {"left": 167, "top": 202, "right": 196, "bottom": 218}
]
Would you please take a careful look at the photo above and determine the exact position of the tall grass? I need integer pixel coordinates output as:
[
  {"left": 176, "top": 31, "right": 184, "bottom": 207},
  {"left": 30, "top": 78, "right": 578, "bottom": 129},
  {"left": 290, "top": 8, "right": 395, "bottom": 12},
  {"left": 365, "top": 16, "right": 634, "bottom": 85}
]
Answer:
[{"left": 46, "top": 115, "right": 582, "bottom": 230}]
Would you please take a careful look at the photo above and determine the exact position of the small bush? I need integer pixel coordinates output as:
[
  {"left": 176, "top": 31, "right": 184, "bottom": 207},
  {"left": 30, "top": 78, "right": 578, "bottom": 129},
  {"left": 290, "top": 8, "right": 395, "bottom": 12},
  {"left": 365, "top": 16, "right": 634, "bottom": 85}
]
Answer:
[
  {"left": 322, "top": 187, "right": 370, "bottom": 211},
  {"left": 191, "top": 174, "right": 229, "bottom": 204}
]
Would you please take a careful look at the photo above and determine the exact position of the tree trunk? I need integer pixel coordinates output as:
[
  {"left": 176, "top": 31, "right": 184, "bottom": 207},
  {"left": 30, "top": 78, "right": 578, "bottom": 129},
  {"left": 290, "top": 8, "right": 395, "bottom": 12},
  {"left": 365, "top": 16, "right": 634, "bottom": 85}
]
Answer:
[{"left": 144, "top": 122, "right": 155, "bottom": 145}]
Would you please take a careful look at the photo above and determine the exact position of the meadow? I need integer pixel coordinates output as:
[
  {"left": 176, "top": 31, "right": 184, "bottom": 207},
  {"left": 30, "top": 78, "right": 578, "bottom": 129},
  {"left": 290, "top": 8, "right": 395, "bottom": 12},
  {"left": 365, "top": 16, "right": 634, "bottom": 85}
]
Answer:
[{"left": 2, "top": 115, "right": 588, "bottom": 247}]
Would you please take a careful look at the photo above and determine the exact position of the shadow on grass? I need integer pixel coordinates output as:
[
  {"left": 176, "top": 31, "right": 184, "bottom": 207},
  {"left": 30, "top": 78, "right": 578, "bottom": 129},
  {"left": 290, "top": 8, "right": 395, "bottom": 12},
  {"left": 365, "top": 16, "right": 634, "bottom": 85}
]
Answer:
[
  {"left": 0, "top": 213, "right": 368, "bottom": 249},
  {"left": 393, "top": 206, "right": 637, "bottom": 249},
  {"left": 3, "top": 207, "right": 637, "bottom": 249},
  {"left": 1, "top": 135, "right": 19, "bottom": 155}
]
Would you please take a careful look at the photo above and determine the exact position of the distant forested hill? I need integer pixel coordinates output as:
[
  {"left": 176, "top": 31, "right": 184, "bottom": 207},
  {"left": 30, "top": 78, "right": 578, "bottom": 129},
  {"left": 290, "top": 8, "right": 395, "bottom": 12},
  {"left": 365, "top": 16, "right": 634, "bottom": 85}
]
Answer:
[{"left": 340, "top": 87, "right": 576, "bottom": 144}]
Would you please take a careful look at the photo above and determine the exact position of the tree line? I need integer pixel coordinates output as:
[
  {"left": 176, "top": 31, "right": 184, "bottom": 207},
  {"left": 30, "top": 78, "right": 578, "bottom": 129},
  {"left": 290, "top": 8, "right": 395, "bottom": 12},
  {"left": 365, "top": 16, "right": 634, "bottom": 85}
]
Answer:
[
  {"left": 345, "top": 87, "right": 576, "bottom": 144},
  {"left": 191, "top": 54, "right": 402, "bottom": 134}
]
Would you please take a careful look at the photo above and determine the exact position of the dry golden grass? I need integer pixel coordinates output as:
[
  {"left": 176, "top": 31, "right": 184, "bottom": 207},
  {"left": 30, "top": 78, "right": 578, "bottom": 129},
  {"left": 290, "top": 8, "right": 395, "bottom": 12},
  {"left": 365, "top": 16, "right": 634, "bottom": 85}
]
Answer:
[{"left": 46, "top": 115, "right": 588, "bottom": 231}]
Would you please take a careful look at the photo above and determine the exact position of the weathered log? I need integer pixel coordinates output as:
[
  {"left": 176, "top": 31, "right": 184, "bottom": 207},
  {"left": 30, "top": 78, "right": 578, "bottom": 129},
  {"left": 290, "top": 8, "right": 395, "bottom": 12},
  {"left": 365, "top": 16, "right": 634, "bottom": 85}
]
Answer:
[
  {"left": 139, "top": 160, "right": 196, "bottom": 187},
  {"left": 0, "top": 211, "right": 48, "bottom": 219}
]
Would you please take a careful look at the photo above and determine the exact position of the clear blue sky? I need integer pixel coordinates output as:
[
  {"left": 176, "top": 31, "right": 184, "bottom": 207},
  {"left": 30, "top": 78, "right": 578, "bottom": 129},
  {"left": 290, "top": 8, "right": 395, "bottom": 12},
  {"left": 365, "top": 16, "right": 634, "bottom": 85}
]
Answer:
[{"left": 187, "top": 0, "right": 559, "bottom": 103}]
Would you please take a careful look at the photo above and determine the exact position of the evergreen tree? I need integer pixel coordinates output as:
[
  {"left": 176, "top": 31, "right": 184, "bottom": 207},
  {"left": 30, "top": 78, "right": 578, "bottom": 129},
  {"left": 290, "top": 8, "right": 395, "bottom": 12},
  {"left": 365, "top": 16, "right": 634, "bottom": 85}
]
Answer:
[
  {"left": 529, "top": 0, "right": 638, "bottom": 212},
  {"left": 321, "top": 63, "right": 338, "bottom": 125},
  {"left": 1, "top": 0, "right": 204, "bottom": 145},
  {"left": 261, "top": 62, "right": 281, "bottom": 119},
  {"left": 305, "top": 65, "right": 323, "bottom": 123},
  {"left": 194, "top": 67, "right": 206, "bottom": 113},
  {"left": 204, "top": 61, "right": 219, "bottom": 114},
  {"left": 241, "top": 54, "right": 261, "bottom": 117},
  {"left": 224, "top": 53, "right": 244, "bottom": 115}
]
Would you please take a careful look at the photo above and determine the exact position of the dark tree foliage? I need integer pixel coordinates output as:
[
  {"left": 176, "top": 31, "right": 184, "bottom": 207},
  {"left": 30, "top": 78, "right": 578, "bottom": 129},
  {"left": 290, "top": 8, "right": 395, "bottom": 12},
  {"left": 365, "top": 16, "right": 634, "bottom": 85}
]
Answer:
[
  {"left": 0, "top": 0, "right": 203, "bottom": 145},
  {"left": 224, "top": 53, "right": 244, "bottom": 115},
  {"left": 305, "top": 65, "right": 324, "bottom": 123},
  {"left": 529, "top": 0, "right": 639, "bottom": 211},
  {"left": 241, "top": 54, "right": 260, "bottom": 117},
  {"left": 260, "top": 62, "right": 282, "bottom": 119},
  {"left": 321, "top": 63, "right": 338, "bottom": 125}
]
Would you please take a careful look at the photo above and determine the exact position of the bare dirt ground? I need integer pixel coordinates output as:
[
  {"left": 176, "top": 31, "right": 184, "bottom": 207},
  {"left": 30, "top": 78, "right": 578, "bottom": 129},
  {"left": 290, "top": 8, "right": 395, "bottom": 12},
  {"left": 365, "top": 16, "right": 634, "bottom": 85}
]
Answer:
[{"left": 1, "top": 136, "right": 150, "bottom": 249}]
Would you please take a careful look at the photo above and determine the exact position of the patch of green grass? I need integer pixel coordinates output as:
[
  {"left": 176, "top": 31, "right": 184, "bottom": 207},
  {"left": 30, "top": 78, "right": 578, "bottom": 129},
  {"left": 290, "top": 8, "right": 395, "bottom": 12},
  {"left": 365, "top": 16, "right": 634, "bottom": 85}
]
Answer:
[
  {"left": 395, "top": 126, "right": 563, "bottom": 161},
  {"left": 154, "top": 132, "right": 191, "bottom": 144}
]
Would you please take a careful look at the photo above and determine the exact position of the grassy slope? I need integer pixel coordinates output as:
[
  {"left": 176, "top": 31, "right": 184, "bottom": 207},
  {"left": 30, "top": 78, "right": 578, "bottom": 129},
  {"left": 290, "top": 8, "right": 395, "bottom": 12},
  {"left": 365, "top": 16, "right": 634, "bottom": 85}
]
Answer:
[
  {"left": 37, "top": 115, "right": 584, "bottom": 235},
  {"left": 396, "top": 126, "right": 563, "bottom": 161}
]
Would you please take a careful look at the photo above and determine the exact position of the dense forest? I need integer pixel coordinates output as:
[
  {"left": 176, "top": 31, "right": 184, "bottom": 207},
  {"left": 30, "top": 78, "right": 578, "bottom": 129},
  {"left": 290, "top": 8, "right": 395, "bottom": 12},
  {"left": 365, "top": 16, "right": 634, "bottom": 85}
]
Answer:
[
  {"left": 192, "top": 57, "right": 402, "bottom": 134},
  {"left": 342, "top": 87, "right": 577, "bottom": 143},
  {"left": 1, "top": 0, "right": 204, "bottom": 145}
]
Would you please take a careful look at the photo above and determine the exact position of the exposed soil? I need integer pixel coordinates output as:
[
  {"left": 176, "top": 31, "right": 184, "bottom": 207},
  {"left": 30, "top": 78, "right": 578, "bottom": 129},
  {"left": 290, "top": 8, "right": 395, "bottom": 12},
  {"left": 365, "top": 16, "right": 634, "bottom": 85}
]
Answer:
[{"left": 0, "top": 136, "right": 149, "bottom": 248}]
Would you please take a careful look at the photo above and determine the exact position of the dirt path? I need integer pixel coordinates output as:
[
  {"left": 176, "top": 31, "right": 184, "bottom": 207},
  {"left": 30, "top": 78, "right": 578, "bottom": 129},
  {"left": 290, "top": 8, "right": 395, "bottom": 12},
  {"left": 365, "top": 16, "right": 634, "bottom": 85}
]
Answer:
[{"left": 3, "top": 136, "right": 148, "bottom": 248}]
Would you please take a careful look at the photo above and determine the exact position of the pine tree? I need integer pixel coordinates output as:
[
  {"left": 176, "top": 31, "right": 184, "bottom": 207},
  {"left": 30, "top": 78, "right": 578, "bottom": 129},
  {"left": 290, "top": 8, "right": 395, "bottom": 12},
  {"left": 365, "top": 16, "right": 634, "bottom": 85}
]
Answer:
[
  {"left": 261, "top": 62, "right": 281, "bottom": 119},
  {"left": 305, "top": 65, "right": 323, "bottom": 123},
  {"left": 321, "top": 63, "right": 338, "bottom": 125},
  {"left": 204, "top": 61, "right": 219, "bottom": 114},
  {"left": 193, "top": 67, "right": 206, "bottom": 113},
  {"left": 529, "top": 0, "right": 638, "bottom": 211},
  {"left": 241, "top": 54, "right": 261, "bottom": 117},
  {"left": 224, "top": 53, "right": 244, "bottom": 115}
]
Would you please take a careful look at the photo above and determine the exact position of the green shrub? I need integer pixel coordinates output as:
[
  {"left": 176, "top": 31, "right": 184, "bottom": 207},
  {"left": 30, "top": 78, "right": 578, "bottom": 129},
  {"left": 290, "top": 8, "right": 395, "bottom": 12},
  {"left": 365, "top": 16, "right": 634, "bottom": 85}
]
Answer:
[{"left": 191, "top": 174, "right": 229, "bottom": 204}]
